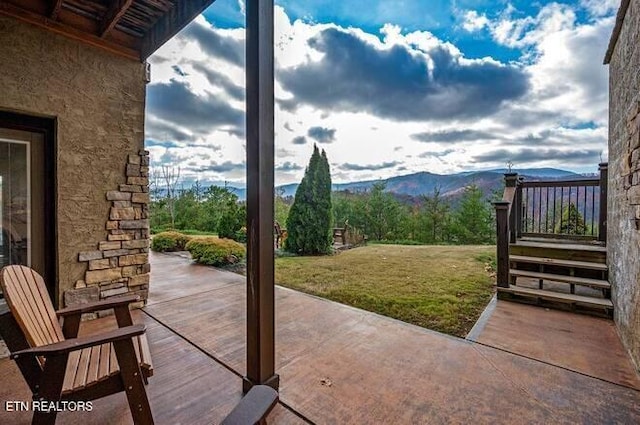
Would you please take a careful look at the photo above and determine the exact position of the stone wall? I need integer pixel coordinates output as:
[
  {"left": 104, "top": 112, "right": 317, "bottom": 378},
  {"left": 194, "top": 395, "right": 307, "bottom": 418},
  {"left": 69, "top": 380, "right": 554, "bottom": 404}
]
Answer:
[
  {"left": 607, "top": 0, "right": 640, "bottom": 371},
  {"left": 0, "top": 16, "right": 148, "bottom": 307},
  {"left": 71, "top": 151, "right": 150, "bottom": 312}
]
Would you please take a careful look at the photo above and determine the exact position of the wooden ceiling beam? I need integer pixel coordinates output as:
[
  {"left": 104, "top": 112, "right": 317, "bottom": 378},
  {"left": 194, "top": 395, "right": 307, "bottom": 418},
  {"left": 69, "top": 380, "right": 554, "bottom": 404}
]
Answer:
[
  {"left": 141, "top": 0, "right": 217, "bottom": 60},
  {"left": 101, "top": 0, "right": 133, "bottom": 38},
  {"left": 0, "top": 1, "right": 140, "bottom": 61},
  {"left": 49, "top": 0, "right": 63, "bottom": 20}
]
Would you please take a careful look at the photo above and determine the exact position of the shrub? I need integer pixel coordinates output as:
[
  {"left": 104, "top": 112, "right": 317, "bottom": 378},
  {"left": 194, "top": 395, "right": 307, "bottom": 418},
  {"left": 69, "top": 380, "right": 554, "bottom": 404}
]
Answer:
[
  {"left": 218, "top": 202, "right": 246, "bottom": 242},
  {"left": 235, "top": 226, "right": 247, "bottom": 243},
  {"left": 185, "top": 237, "right": 246, "bottom": 266},
  {"left": 150, "top": 223, "right": 177, "bottom": 235},
  {"left": 151, "top": 231, "right": 192, "bottom": 252}
]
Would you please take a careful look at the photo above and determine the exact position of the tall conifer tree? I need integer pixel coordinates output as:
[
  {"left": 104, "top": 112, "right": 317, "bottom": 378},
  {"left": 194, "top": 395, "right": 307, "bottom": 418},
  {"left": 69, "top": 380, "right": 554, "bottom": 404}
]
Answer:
[{"left": 285, "top": 145, "right": 333, "bottom": 254}]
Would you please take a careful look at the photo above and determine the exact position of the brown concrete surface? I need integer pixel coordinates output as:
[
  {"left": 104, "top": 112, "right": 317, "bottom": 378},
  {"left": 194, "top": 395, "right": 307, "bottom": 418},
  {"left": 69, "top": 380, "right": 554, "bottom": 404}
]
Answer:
[
  {"left": 0, "top": 310, "right": 303, "bottom": 425},
  {"left": 2, "top": 251, "right": 639, "bottom": 424},
  {"left": 143, "top": 252, "right": 640, "bottom": 424},
  {"left": 144, "top": 253, "right": 244, "bottom": 306},
  {"left": 469, "top": 297, "right": 640, "bottom": 390}
]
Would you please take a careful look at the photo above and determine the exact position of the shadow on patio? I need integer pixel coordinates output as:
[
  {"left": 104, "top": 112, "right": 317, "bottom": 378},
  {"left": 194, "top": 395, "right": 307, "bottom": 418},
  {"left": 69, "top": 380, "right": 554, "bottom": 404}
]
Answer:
[{"left": 2, "top": 251, "right": 639, "bottom": 424}]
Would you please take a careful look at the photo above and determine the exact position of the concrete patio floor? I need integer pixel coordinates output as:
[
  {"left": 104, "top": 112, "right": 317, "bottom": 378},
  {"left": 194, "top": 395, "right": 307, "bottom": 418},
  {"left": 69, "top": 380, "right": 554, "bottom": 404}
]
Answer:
[{"left": 1, "top": 250, "right": 639, "bottom": 424}]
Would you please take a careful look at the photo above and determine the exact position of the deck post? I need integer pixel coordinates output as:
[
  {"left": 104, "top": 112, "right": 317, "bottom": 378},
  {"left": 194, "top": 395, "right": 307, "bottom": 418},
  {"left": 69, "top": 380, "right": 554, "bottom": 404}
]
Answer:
[
  {"left": 244, "top": 0, "right": 279, "bottom": 393},
  {"left": 494, "top": 201, "right": 510, "bottom": 288},
  {"left": 504, "top": 173, "right": 518, "bottom": 243},
  {"left": 598, "top": 162, "right": 608, "bottom": 242}
]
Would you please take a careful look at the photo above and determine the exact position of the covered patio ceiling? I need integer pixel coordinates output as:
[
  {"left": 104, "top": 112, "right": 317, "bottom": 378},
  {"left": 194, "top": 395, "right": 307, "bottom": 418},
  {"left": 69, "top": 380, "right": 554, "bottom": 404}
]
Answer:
[{"left": 0, "top": 0, "right": 217, "bottom": 61}]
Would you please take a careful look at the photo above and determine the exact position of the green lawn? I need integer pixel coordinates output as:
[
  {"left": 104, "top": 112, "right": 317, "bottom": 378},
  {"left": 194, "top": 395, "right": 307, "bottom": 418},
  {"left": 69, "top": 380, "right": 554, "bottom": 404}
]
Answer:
[{"left": 275, "top": 245, "right": 495, "bottom": 337}]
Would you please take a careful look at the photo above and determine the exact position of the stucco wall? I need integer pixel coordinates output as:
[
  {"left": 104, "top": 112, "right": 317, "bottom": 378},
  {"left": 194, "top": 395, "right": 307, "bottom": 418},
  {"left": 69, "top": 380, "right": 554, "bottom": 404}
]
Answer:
[
  {"left": 608, "top": 0, "right": 640, "bottom": 371},
  {"left": 0, "top": 16, "right": 147, "bottom": 306}
]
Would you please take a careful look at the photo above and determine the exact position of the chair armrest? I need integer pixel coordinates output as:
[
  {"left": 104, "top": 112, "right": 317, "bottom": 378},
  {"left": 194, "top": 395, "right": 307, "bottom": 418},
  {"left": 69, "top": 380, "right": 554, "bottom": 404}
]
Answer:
[
  {"left": 56, "top": 294, "right": 140, "bottom": 317},
  {"left": 221, "top": 385, "right": 279, "bottom": 425},
  {"left": 10, "top": 324, "right": 146, "bottom": 358}
]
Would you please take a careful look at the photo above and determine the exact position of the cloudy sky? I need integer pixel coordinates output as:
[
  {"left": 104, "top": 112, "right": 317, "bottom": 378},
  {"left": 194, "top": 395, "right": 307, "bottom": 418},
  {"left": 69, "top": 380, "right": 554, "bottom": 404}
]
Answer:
[{"left": 145, "top": 0, "right": 619, "bottom": 186}]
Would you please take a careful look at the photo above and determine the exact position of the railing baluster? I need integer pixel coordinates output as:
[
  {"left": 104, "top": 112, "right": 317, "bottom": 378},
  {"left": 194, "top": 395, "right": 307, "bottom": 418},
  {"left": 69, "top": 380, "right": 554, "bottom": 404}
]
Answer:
[
  {"left": 545, "top": 187, "right": 549, "bottom": 233},
  {"left": 591, "top": 186, "right": 596, "bottom": 236},
  {"left": 524, "top": 187, "right": 529, "bottom": 233},
  {"left": 560, "top": 186, "right": 564, "bottom": 235},
  {"left": 575, "top": 186, "right": 579, "bottom": 234},
  {"left": 552, "top": 187, "right": 557, "bottom": 233},
  {"left": 538, "top": 186, "right": 542, "bottom": 233},
  {"left": 531, "top": 187, "right": 535, "bottom": 233},
  {"left": 583, "top": 185, "right": 587, "bottom": 235}
]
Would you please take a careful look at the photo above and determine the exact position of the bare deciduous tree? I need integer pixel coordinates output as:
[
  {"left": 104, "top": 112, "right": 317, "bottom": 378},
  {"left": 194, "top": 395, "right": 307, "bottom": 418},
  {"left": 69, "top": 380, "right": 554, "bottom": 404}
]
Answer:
[
  {"left": 161, "top": 165, "right": 181, "bottom": 229},
  {"left": 149, "top": 167, "right": 161, "bottom": 199}
]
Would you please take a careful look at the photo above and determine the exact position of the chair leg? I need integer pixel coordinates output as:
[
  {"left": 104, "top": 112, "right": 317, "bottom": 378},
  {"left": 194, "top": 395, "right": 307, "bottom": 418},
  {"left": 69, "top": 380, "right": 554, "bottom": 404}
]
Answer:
[
  {"left": 113, "top": 339, "right": 154, "bottom": 425},
  {"left": 32, "top": 354, "right": 67, "bottom": 425}
]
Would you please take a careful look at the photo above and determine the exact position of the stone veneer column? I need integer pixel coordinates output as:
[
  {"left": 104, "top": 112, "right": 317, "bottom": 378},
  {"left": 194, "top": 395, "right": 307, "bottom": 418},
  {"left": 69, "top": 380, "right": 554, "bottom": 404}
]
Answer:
[
  {"left": 66, "top": 150, "right": 150, "bottom": 316},
  {"left": 624, "top": 100, "right": 640, "bottom": 222}
]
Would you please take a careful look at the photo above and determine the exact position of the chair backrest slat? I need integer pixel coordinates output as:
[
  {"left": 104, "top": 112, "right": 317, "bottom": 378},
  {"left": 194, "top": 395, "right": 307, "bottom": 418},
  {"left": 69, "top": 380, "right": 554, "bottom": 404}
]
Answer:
[
  {"left": 27, "top": 267, "right": 63, "bottom": 343},
  {"left": 0, "top": 265, "right": 64, "bottom": 348},
  {"left": 14, "top": 266, "right": 56, "bottom": 344},
  {"left": 3, "top": 266, "right": 48, "bottom": 347}
]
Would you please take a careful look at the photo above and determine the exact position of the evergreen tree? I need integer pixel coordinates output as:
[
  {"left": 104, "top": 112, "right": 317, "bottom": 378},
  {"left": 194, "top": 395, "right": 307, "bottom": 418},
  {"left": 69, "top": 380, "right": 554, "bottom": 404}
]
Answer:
[
  {"left": 218, "top": 198, "right": 244, "bottom": 241},
  {"left": 316, "top": 150, "right": 334, "bottom": 247},
  {"left": 274, "top": 188, "right": 291, "bottom": 229},
  {"left": 363, "top": 182, "right": 403, "bottom": 241},
  {"left": 451, "top": 185, "right": 493, "bottom": 244},
  {"left": 285, "top": 145, "right": 333, "bottom": 254},
  {"left": 422, "top": 186, "right": 450, "bottom": 243},
  {"left": 555, "top": 203, "right": 587, "bottom": 235}
]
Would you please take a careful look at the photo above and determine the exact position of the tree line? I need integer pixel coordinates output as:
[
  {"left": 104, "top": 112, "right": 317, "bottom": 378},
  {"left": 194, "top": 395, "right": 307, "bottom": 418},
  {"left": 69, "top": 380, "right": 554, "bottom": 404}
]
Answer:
[
  {"left": 150, "top": 179, "right": 497, "bottom": 247},
  {"left": 150, "top": 181, "right": 247, "bottom": 241},
  {"left": 332, "top": 182, "right": 495, "bottom": 245}
]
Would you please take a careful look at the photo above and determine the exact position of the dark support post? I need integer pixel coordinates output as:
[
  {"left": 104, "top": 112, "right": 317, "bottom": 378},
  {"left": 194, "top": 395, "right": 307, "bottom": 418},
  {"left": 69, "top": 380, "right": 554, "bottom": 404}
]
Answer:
[
  {"left": 494, "top": 201, "right": 510, "bottom": 288},
  {"left": 504, "top": 173, "right": 518, "bottom": 243},
  {"left": 244, "top": 0, "right": 279, "bottom": 393},
  {"left": 598, "top": 162, "right": 608, "bottom": 242}
]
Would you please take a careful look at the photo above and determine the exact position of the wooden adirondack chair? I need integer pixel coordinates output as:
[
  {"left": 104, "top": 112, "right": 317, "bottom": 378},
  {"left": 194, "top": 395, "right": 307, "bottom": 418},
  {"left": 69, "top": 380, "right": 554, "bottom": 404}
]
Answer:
[{"left": 0, "top": 265, "right": 154, "bottom": 425}]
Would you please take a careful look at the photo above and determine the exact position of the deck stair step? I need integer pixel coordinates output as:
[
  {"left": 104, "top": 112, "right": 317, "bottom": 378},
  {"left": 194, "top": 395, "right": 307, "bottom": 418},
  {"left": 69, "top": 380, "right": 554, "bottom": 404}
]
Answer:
[
  {"left": 509, "top": 269, "right": 610, "bottom": 289},
  {"left": 509, "top": 255, "right": 607, "bottom": 271},
  {"left": 514, "top": 238, "right": 607, "bottom": 252},
  {"left": 498, "top": 285, "right": 613, "bottom": 309}
]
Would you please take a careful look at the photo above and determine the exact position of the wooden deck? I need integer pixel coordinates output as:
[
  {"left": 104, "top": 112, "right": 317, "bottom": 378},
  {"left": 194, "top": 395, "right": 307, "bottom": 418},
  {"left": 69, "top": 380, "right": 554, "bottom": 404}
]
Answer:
[
  {"left": 1, "top": 251, "right": 640, "bottom": 424},
  {"left": 468, "top": 297, "right": 640, "bottom": 390}
]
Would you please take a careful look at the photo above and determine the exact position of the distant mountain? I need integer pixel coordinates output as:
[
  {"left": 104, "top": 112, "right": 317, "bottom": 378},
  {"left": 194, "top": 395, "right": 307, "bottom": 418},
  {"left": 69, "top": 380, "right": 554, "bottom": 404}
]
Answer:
[
  {"left": 173, "top": 168, "right": 584, "bottom": 201},
  {"left": 271, "top": 168, "right": 582, "bottom": 200},
  {"left": 490, "top": 168, "right": 580, "bottom": 179}
]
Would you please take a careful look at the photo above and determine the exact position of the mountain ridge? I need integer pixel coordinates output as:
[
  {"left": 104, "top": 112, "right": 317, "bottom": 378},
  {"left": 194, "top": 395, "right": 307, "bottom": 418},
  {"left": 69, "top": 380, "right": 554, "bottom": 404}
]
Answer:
[{"left": 225, "top": 167, "right": 586, "bottom": 200}]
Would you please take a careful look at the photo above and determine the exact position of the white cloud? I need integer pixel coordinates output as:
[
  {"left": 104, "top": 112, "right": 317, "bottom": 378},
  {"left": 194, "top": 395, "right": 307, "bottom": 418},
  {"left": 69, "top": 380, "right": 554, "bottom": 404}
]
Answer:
[
  {"left": 580, "top": 0, "right": 619, "bottom": 18},
  {"left": 461, "top": 10, "right": 489, "bottom": 32},
  {"left": 145, "top": 5, "right": 614, "bottom": 185}
]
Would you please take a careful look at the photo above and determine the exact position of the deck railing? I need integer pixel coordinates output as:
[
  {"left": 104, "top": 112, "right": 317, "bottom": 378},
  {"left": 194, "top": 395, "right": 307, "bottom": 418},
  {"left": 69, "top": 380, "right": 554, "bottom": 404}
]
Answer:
[
  {"left": 493, "top": 163, "right": 608, "bottom": 287},
  {"left": 520, "top": 178, "right": 601, "bottom": 240}
]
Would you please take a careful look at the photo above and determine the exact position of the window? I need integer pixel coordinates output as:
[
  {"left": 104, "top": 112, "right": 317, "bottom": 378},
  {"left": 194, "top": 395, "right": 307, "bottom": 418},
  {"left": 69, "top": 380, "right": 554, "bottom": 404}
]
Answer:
[{"left": 0, "top": 138, "right": 30, "bottom": 269}]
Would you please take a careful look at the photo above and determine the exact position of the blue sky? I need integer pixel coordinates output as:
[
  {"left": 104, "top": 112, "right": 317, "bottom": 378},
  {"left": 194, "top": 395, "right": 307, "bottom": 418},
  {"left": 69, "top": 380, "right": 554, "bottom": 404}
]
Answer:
[{"left": 145, "top": 0, "right": 619, "bottom": 185}]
